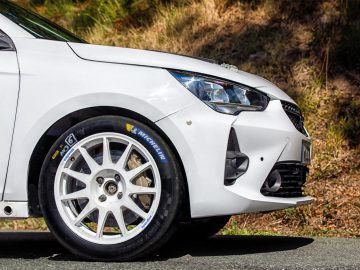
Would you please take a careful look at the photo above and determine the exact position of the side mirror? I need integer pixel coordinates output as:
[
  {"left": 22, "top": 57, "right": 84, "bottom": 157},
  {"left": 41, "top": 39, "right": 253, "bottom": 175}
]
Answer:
[
  {"left": 0, "top": 40, "right": 13, "bottom": 50},
  {"left": 0, "top": 31, "right": 15, "bottom": 51}
]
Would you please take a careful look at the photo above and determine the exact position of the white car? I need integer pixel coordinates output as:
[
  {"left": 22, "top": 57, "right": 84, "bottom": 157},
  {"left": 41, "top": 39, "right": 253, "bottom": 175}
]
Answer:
[{"left": 0, "top": 1, "right": 312, "bottom": 261}]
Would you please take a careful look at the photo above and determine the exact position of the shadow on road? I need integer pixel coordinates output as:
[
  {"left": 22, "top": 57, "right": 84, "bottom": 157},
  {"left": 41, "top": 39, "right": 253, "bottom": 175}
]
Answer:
[
  {"left": 0, "top": 231, "right": 314, "bottom": 261},
  {"left": 156, "top": 235, "right": 314, "bottom": 260}
]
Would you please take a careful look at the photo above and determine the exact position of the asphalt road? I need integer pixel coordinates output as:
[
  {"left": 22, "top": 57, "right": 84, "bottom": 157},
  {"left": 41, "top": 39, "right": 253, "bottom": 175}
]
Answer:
[{"left": 0, "top": 232, "right": 358, "bottom": 270}]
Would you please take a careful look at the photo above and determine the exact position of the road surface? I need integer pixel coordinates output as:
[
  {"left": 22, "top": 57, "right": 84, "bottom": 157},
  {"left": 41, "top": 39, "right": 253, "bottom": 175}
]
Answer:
[{"left": 0, "top": 232, "right": 358, "bottom": 269}]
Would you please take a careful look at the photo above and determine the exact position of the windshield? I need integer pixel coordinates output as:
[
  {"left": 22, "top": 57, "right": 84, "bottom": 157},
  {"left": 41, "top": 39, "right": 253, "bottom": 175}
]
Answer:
[{"left": 0, "top": 1, "right": 85, "bottom": 43}]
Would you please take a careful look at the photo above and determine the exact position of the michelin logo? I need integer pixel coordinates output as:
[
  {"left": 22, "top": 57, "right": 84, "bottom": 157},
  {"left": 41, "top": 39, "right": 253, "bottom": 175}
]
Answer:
[{"left": 126, "top": 123, "right": 168, "bottom": 163}]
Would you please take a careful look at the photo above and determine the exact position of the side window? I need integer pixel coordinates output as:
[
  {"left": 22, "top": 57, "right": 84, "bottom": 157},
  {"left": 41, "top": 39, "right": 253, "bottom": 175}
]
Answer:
[{"left": 0, "top": 29, "right": 15, "bottom": 51}]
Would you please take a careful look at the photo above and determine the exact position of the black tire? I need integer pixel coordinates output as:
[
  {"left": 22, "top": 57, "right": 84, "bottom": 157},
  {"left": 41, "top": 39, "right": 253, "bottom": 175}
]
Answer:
[
  {"left": 39, "top": 116, "right": 184, "bottom": 261},
  {"left": 175, "top": 216, "right": 231, "bottom": 240}
]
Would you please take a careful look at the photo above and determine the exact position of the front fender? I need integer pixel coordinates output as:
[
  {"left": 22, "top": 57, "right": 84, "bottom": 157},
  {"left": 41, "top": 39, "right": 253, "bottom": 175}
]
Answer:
[{"left": 3, "top": 38, "right": 196, "bottom": 201}]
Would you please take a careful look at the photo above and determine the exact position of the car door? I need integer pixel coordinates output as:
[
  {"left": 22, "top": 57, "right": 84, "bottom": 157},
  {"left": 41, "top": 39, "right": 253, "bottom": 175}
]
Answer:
[{"left": 0, "top": 29, "right": 19, "bottom": 200}]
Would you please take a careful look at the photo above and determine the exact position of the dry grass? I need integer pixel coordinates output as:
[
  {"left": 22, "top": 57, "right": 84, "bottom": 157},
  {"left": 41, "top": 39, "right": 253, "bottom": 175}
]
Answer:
[
  {"left": 7, "top": 0, "right": 360, "bottom": 237},
  {"left": 0, "top": 218, "right": 47, "bottom": 231}
]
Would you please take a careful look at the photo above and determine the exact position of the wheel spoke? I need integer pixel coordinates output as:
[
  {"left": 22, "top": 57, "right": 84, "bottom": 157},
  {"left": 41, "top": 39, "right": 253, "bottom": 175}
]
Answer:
[
  {"left": 79, "top": 147, "right": 99, "bottom": 173},
  {"left": 96, "top": 209, "right": 109, "bottom": 238},
  {"left": 60, "top": 188, "right": 89, "bottom": 201},
  {"left": 74, "top": 202, "right": 96, "bottom": 226},
  {"left": 115, "top": 143, "right": 132, "bottom": 171},
  {"left": 112, "top": 207, "right": 128, "bottom": 236},
  {"left": 128, "top": 184, "right": 156, "bottom": 195},
  {"left": 126, "top": 162, "right": 151, "bottom": 181},
  {"left": 124, "top": 198, "right": 147, "bottom": 219},
  {"left": 102, "top": 137, "right": 113, "bottom": 166},
  {"left": 62, "top": 168, "right": 89, "bottom": 184}
]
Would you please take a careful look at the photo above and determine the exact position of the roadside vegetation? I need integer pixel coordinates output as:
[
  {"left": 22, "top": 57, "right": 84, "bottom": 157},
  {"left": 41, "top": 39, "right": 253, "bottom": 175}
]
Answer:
[{"left": 6, "top": 0, "right": 360, "bottom": 238}]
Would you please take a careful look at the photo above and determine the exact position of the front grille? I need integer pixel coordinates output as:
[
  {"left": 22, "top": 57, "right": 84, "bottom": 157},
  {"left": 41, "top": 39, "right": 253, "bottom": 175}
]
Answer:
[
  {"left": 281, "top": 101, "right": 307, "bottom": 136},
  {"left": 261, "top": 163, "right": 308, "bottom": 198}
]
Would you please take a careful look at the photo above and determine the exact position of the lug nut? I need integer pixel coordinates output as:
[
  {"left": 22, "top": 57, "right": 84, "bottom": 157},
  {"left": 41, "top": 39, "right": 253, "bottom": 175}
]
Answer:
[
  {"left": 114, "top": 174, "right": 121, "bottom": 182},
  {"left": 98, "top": 194, "right": 107, "bottom": 202},
  {"left": 96, "top": 177, "right": 104, "bottom": 185},
  {"left": 117, "top": 193, "right": 123, "bottom": 199}
]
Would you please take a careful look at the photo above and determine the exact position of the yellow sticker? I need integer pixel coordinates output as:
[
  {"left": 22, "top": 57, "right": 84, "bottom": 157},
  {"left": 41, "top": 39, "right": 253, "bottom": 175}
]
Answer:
[
  {"left": 52, "top": 150, "right": 60, "bottom": 160},
  {"left": 126, "top": 123, "right": 134, "bottom": 132}
]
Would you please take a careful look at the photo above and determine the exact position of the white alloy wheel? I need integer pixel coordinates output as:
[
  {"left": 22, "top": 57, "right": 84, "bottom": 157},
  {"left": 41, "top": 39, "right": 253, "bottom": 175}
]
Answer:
[{"left": 54, "top": 132, "right": 161, "bottom": 245}]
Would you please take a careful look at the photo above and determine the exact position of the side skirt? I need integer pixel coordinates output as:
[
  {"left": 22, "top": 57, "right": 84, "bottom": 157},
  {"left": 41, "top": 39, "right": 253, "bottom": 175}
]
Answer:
[{"left": 0, "top": 201, "right": 29, "bottom": 218}]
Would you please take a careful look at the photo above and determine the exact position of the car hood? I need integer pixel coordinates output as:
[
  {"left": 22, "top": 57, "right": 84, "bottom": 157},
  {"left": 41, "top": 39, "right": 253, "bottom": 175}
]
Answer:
[{"left": 68, "top": 43, "right": 295, "bottom": 103}]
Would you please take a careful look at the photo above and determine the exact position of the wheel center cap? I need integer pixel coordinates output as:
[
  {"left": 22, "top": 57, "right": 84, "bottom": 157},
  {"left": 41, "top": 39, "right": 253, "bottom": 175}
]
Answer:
[{"left": 104, "top": 181, "right": 118, "bottom": 196}]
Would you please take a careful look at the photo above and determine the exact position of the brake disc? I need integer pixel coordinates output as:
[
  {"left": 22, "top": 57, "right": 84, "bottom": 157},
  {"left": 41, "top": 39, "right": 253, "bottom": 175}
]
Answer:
[{"left": 127, "top": 152, "right": 153, "bottom": 210}]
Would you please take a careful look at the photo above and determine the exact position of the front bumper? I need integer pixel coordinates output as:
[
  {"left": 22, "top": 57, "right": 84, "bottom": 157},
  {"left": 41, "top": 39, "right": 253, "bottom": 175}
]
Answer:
[{"left": 156, "top": 99, "right": 313, "bottom": 218}]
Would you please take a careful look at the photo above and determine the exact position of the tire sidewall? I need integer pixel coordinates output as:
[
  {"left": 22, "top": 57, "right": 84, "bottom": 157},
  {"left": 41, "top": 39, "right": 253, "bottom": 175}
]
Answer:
[{"left": 39, "top": 116, "right": 182, "bottom": 261}]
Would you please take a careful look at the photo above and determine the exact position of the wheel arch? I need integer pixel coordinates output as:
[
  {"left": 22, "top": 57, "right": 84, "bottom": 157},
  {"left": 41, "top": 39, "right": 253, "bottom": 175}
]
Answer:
[{"left": 28, "top": 106, "right": 190, "bottom": 217}]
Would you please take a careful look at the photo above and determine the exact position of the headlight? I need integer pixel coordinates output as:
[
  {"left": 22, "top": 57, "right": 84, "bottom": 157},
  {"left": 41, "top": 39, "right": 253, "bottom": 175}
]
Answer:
[{"left": 169, "top": 70, "right": 270, "bottom": 115}]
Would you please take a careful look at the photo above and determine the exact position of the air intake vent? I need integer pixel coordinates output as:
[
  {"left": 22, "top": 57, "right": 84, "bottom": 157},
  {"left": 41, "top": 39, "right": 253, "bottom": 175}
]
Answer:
[
  {"left": 281, "top": 101, "right": 307, "bottom": 136},
  {"left": 224, "top": 129, "right": 249, "bottom": 186},
  {"left": 261, "top": 163, "right": 309, "bottom": 197}
]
